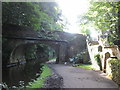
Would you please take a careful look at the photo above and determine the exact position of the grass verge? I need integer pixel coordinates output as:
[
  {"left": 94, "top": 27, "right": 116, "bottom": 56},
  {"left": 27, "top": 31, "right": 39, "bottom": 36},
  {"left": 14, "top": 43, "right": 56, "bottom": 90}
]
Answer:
[
  {"left": 49, "top": 57, "right": 56, "bottom": 61},
  {"left": 26, "top": 64, "right": 52, "bottom": 88},
  {"left": 77, "top": 64, "right": 94, "bottom": 70}
]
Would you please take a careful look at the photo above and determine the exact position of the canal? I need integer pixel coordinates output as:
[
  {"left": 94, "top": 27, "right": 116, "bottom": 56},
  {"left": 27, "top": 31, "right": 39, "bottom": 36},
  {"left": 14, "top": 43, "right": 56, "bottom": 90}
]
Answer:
[{"left": 2, "top": 60, "right": 43, "bottom": 88}]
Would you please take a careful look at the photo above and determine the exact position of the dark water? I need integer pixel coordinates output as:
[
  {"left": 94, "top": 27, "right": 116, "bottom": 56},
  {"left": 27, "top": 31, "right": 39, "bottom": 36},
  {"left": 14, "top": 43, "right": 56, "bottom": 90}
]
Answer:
[{"left": 2, "top": 60, "right": 43, "bottom": 87}]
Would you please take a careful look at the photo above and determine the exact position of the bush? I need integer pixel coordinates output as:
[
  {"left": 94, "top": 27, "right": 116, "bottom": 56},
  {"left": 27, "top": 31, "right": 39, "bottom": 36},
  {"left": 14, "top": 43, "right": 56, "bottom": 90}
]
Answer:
[
  {"left": 109, "top": 58, "right": 120, "bottom": 86},
  {"left": 94, "top": 54, "right": 102, "bottom": 70}
]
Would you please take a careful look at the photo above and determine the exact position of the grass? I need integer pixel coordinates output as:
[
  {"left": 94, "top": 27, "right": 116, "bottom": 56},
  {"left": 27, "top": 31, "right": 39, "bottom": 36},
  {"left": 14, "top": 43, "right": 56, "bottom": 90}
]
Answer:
[
  {"left": 77, "top": 64, "right": 94, "bottom": 70},
  {"left": 26, "top": 64, "right": 52, "bottom": 88},
  {"left": 49, "top": 57, "right": 56, "bottom": 61}
]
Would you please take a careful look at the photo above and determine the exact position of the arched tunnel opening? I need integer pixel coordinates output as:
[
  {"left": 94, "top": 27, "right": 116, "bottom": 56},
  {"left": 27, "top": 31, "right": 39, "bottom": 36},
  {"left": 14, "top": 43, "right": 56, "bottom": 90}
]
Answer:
[
  {"left": 5, "top": 42, "right": 58, "bottom": 66},
  {"left": 24, "top": 43, "right": 57, "bottom": 63}
]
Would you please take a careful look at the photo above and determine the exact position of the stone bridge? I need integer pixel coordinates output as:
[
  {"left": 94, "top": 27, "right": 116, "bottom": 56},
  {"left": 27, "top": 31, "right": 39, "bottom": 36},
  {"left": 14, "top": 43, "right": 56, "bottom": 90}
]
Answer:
[
  {"left": 4, "top": 36, "right": 69, "bottom": 64},
  {"left": 2, "top": 24, "right": 87, "bottom": 65}
]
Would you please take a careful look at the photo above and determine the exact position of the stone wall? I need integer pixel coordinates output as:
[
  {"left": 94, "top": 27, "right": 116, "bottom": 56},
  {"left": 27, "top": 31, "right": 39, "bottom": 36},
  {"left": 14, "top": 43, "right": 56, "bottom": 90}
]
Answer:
[
  {"left": 55, "top": 31, "right": 87, "bottom": 58},
  {"left": 9, "top": 44, "right": 26, "bottom": 63},
  {"left": 87, "top": 40, "right": 100, "bottom": 70},
  {"left": 87, "top": 39, "right": 120, "bottom": 73}
]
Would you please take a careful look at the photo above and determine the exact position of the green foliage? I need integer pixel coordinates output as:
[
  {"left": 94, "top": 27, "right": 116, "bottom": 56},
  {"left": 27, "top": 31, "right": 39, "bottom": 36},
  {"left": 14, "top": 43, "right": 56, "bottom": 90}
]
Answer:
[
  {"left": 76, "top": 54, "right": 83, "bottom": 60},
  {"left": 1, "top": 82, "right": 25, "bottom": 89},
  {"left": 80, "top": 29, "right": 91, "bottom": 35},
  {"left": 26, "top": 64, "right": 52, "bottom": 88},
  {"left": 25, "top": 44, "right": 55, "bottom": 62},
  {"left": 25, "top": 45, "right": 37, "bottom": 60},
  {"left": 2, "top": 2, "right": 63, "bottom": 31},
  {"left": 70, "top": 53, "right": 83, "bottom": 64},
  {"left": 109, "top": 58, "right": 120, "bottom": 85},
  {"left": 94, "top": 54, "right": 102, "bottom": 70},
  {"left": 79, "top": 1, "right": 120, "bottom": 45},
  {"left": 73, "top": 51, "right": 90, "bottom": 64},
  {"left": 49, "top": 57, "right": 56, "bottom": 61}
]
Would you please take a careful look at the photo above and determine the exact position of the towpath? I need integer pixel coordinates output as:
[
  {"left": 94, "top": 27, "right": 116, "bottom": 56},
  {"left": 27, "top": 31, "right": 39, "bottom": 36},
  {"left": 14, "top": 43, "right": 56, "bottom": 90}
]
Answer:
[{"left": 48, "top": 64, "right": 118, "bottom": 88}]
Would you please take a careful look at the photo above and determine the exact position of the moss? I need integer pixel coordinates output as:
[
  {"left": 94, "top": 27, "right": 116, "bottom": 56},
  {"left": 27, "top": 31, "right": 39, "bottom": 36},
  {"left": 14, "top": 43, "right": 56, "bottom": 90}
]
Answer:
[
  {"left": 109, "top": 58, "right": 120, "bottom": 85},
  {"left": 26, "top": 64, "right": 52, "bottom": 88}
]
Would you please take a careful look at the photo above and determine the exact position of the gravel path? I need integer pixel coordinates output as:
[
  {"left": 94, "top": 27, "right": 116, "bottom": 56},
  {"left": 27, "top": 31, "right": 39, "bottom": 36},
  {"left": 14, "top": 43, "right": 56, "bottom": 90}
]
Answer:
[{"left": 48, "top": 64, "right": 118, "bottom": 88}]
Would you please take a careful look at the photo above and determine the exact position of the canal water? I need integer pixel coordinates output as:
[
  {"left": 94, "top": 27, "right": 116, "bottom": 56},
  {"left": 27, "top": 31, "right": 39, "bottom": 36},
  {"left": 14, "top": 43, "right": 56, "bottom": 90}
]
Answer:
[{"left": 2, "top": 60, "right": 43, "bottom": 88}]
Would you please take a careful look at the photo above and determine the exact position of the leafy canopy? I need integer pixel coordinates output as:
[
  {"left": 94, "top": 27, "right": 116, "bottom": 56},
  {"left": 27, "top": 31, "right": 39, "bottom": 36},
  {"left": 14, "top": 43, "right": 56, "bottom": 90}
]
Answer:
[
  {"left": 78, "top": 1, "right": 120, "bottom": 45},
  {"left": 2, "top": 2, "right": 63, "bottom": 31}
]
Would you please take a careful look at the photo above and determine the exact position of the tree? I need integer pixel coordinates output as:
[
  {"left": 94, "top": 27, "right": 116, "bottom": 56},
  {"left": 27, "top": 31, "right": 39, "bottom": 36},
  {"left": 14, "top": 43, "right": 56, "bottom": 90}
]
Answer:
[
  {"left": 2, "top": 2, "right": 63, "bottom": 31},
  {"left": 78, "top": 1, "right": 120, "bottom": 46}
]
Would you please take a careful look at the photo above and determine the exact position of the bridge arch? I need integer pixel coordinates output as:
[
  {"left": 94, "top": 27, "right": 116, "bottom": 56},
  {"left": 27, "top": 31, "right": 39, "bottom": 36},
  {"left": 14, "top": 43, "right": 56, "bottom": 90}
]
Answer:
[{"left": 4, "top": 37, "right": 69, "bottom": 65}]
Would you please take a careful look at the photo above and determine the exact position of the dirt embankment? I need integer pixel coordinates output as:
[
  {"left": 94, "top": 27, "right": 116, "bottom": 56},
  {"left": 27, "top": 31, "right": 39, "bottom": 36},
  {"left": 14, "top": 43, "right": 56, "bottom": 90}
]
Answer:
[{"left": 44, "top": 64, "right": 63, "bottom": 88}]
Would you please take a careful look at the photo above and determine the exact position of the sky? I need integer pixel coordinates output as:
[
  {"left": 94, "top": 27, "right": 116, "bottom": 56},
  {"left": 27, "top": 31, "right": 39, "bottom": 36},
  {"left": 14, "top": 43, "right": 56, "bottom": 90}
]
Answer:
[{"left": 56, "top": 0, "right": 90, "bottom": 34}]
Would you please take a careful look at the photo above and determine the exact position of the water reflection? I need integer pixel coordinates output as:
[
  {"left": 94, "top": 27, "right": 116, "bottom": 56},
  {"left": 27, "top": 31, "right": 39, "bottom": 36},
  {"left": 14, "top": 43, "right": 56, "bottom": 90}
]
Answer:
[{"left": 2, "top": 60, "right": 43, "bottom": 87}]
